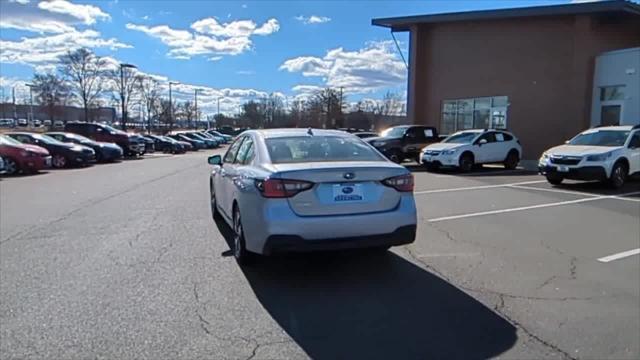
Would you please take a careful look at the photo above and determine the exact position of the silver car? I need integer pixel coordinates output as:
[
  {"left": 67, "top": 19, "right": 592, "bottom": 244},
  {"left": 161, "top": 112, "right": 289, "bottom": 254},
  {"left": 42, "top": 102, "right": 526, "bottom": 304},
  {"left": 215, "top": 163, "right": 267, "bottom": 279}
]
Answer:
[{"left": 208, "top": 128, "right": 417, "bottom": 264}]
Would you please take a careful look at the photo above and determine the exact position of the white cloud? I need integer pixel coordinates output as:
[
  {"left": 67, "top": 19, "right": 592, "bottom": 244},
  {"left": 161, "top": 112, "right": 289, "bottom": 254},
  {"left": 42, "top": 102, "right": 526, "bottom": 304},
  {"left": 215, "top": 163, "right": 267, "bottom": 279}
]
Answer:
[
  {"left": 208, "top": 56, "right": 222, "bottom": 62},
  {"left": 236, "top": 70, "right": 255, "bottom": 75},
  {"left": 281, "top": 41, "right": 407, "bottom": 94},
  {"left": 38, "top": 0, "right": 111, "bottom": 25},
  {"left": 295, "top": 15, "right": 331, "bottom": 25},
  {"left": 0, "top": 16, "right": 75, "bottom": 34},
  {"left": 8, "top": 0, "right": 31, "bottom": 4},
  {"left": 127, "top": 17, "right": 279, "bottom": 60}
]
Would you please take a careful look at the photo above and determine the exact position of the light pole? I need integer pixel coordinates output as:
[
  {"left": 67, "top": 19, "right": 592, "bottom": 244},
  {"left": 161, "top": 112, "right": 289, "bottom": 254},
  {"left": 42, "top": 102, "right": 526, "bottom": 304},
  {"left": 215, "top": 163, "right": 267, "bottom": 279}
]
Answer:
[
  {"left": 25, "top": 83, "right": 35, "bottom": 124},
  {"left": 168, "top": 81, "right": 179, "bottom": 130},
  {"left": 120, "top": 63, "right": 137, "bottom": 131},
  {"left": 194, "top": 89, "right": 202, "bottom": 130}
]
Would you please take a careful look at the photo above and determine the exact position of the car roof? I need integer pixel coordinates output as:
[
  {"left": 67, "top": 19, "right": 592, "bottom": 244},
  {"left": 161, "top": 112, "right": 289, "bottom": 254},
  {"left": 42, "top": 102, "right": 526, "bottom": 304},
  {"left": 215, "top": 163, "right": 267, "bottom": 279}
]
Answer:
[
  {"left": 590, "top": 125, "right": 634, "bottom": 131},
  {"left": 251, "top": 128, "right": 355, "bottom": 139}
]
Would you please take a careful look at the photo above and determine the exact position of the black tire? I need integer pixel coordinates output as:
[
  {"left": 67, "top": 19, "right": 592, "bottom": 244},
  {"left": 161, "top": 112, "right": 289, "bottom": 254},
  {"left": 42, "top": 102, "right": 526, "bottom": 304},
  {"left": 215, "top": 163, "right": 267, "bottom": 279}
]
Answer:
[
  {"left": 608, "top": 161, "right": 628, "bottom": 189},
  {"left": 52, "top": 154, "right": 67, "bottom": 168},
  {"left": 388, "top": 150, "right": 403, "bottom": 164},
  {"left": 546, "top": 174, "right": 563, "bottom": 185},
  {"left": 210, "top": 182, "right": 221, "bottom": 220},
  {"left": 504, "top": 151, "right": 519, "bottom": 170},
  {"left": 458, "top": 153, "right": 474, "bottom": 172},
  {"left": 232, "top": 206, "right": 254, "bottom": 266},
  {"left": 3, "top": 157, "right": 19, "bottom": 175}
]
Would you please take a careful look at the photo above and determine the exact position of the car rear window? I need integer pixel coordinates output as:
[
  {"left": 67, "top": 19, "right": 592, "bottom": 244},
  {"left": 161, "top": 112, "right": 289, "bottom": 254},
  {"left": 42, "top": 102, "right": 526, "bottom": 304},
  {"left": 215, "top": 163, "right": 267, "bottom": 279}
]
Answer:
[{"left": 266, "top": 136, "right": 384, "bottom": 164}]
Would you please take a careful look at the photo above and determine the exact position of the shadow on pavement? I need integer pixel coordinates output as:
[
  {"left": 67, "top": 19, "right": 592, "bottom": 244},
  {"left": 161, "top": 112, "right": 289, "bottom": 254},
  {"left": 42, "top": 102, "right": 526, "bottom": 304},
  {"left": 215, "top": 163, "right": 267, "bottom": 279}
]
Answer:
[
  {"left": 213, "top": 216, "right": 518, "bottom": 360},
  {"left": 405, "top": 164, "right": 536, "bottom": 177},
  {"left": 550, "top": 178, "right": 640, "bottom": 197}
]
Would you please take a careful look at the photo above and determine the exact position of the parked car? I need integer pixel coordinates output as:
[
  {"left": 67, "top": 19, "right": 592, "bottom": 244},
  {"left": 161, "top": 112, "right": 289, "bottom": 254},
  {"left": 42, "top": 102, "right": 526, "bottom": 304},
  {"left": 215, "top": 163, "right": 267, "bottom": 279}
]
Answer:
[
  {"left": 147, "top": 134, "right": 185, "bottom": 154},
  {"left": 140, "top": 136, "right": 156, "bottom": 153},
  {"left": 0, "top": 156, "right": 5, "bottom": 175},
  {"left": 33, "top": 120, "right": 42, "bottom": 127},
  {"left": 365, "top": 125, "right": 440, "bottom": 163},
  {"left": 0, "top": 134, "right": 51, "bottom": 175},
  {"left": 168, "top": 134, "right": 204, "bottom": 150},
  {"left": 217, "top": 126, "right": 236, "bottom": 136},
  {"left": 167, "top": 136, "right": 193, "bottom": 151},
  {"left": 0, "top": 119, "right": 15, "bottom": 128},
  {"left": 198, "top": 131, "right": 226, "bottom": 145},
  {"left": 43, "top": 120, "right": 52, "bottom": 127},
  {"left": 17, "top": 119, "right": 28, "bottom": 127},
  {"left": 46, "top": 132, "right": 123, "bottom": 162},
  {"left": 205, "top": 130, "right": 233, "bottom": 143},
  {"left": 64, "top": 122, "right": 145, "bottom": 157},
  {"left": 183, "top": 132, "right": 219, "bottom": 148},
  {"left": 539, "top": 125, "right": 640, "bottom": 188},
  {"left": 421, "top": 129, "right": 522, "bottom": 172},
  {"left": 52, "top": 120, "right": 64, "bottom": 129},
  {"left": 208, "top": 128, "right": 417, "bottom": 265},
  {"left": 5, "top": 132, "right": 95, "bottom": 168},
  {"left": 353, "top": 132, "right": 379, "bottom": 139}
]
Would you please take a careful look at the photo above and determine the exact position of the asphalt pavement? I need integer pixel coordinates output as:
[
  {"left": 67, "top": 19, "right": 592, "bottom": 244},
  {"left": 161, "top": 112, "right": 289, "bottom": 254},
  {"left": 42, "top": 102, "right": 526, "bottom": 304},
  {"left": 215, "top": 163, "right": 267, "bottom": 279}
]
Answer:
[{"left": 0, "top": 153, "right": 638, "bottom": 359}]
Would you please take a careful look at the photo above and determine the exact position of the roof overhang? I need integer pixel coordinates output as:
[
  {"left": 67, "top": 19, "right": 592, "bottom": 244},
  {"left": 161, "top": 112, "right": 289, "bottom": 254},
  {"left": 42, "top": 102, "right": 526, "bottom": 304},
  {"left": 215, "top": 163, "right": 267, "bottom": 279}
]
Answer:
[{"left": 372, "top": 0, "right": 640, "bottom": 31}]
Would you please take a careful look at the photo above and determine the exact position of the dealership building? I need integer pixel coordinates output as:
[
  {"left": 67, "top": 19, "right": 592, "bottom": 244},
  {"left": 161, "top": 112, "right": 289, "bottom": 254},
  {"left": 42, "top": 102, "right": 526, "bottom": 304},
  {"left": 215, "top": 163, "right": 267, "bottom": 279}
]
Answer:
[{"left": 373, "top": 0, "right": 640, "bottom": 159}]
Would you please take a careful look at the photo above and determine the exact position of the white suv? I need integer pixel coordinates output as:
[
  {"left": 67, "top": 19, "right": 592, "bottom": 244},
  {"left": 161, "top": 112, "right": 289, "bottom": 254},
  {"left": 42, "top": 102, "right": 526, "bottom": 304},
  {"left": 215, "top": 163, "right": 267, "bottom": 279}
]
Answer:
[
  {"left": 420, "top": 129, "right": 522, "bottom": 172},
  {"left": 538, "top": 125, "right": 640, "bottom": 188}
]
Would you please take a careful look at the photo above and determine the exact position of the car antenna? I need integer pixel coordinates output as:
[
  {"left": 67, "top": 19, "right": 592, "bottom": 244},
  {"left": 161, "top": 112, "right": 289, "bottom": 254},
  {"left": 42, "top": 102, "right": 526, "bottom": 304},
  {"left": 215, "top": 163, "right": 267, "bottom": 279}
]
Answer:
[{"left": 307, "top": 128, "right": 314, "bottom": 136}]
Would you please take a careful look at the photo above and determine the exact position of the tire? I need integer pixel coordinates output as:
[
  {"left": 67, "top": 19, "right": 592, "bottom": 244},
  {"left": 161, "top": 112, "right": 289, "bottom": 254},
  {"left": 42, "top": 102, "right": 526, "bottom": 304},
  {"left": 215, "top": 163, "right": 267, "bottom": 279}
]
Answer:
[
  {"left": 233, "top": 206, "right": 254, "bottom": 266},
  {"left": 608, "top": 161, "right": 627, "bottom": 189},
  {"left": 504, "top": 151, "right": 519, "bottom": 170},
  {"left": 546, "top": 174, "right": 563, "bottom": 185},
  {"left": 52, "top": 154, "right": 67, "bottom": 168},
  {"left": 388, "top": 150, "right": 403, "bottom": 164},
  {"left": 210, "top": 182, "right": 221, "bottom": 220},
  {"left": 458, "top": 153, "right": 474, "bottom": 172},
  {"left": 3, "top": 157, "right": 19, "bottom": 175}
]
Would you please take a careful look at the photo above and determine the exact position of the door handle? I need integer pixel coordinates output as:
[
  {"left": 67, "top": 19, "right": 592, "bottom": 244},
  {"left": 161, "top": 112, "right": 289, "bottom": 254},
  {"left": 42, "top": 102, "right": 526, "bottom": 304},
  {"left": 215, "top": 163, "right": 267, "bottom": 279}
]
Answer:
[{"left": 220, "top": 168, "right": 227, "bottom": 177}]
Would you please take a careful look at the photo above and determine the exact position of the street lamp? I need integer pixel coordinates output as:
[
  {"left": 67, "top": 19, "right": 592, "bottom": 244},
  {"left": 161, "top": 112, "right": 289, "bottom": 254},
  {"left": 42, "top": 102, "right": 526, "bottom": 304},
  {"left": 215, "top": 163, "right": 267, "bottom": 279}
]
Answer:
[
  {"left": 25, "top": 83, "right": 35, "bottom": 124},
  {"left": 194, "top": 89, "right": 203, "bottom": 130},
  {"left": 168, "top": 81, "right": 179, "bottom": 130},
  {"left": 120, "top": 63, "right": 137, "bottom": 130}
]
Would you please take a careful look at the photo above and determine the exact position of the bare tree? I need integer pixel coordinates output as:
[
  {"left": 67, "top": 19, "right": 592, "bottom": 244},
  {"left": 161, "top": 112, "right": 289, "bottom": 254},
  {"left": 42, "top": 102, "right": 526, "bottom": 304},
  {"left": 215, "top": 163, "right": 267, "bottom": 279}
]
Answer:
[
  {"left": 31, "top": 73, "right": 70, "bottom": 122},
  {"left": 375, "top": 91, "right": 403, "bottom": 117},
  {"left": 138, "top": 77, "right": 160, "bottom": 133},
  {"left": 59, "top": 48, "right": 107, "bottom": 122},
  {"left": 108, "top": 66, "right": 141, "bottom": 130},
  {"left": 178, "top": 101, "right": 196, "bottom": 129}
]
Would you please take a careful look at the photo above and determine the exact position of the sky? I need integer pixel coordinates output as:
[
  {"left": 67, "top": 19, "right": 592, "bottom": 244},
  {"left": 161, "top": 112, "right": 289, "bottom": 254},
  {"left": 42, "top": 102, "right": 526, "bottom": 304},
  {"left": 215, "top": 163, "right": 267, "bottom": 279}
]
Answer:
[{"left": 0, "top": 0, "right": 612, "bottom": 115}]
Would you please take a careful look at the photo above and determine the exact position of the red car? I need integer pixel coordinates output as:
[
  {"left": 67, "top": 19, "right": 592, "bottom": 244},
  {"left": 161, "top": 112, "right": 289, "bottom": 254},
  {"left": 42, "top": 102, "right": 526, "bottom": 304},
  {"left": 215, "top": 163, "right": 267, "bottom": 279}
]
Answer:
[{"left": 0, "top": 135, "right": 51, "bottom": 175}]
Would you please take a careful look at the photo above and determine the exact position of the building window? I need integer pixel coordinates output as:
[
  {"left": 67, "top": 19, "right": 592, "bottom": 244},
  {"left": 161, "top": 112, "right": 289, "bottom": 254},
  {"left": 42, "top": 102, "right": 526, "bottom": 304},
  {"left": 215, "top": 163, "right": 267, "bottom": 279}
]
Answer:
[
  {"left": 441, "top": 96, "right": 508, "bottom": 134},
  {"left": 600, "top": 86, "right": 625, "bottom": 101}
]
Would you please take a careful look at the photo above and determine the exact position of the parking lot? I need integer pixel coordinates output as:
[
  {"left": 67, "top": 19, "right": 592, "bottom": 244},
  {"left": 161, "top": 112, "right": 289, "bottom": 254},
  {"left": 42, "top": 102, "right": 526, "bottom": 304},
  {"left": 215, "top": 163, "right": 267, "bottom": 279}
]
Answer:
[{"left": 1, "top": 151, "right": 638, "bottom": 359}]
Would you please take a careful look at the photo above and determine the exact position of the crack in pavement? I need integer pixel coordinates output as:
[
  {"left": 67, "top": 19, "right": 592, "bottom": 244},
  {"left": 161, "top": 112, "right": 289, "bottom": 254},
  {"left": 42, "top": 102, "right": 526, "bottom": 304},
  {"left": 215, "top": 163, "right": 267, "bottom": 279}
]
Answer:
[{"left": 402, "top": 245, "right": 579, "bottom": 360}]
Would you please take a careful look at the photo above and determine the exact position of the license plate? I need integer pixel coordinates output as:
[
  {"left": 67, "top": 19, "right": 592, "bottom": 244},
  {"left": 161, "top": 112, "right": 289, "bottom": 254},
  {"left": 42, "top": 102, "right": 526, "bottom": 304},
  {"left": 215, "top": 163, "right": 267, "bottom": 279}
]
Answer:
[
  {"left": 423, "top": 155, "right": 432, "bottom": 162},
  {"left": 557, "top": 165, "right": 569, "bottom": 172},
  {"left": 45, "top": 157, "right": 52, "bottom": 167},
  {"left": 332, "top": 183, "right": 363, "bottom": 202}
]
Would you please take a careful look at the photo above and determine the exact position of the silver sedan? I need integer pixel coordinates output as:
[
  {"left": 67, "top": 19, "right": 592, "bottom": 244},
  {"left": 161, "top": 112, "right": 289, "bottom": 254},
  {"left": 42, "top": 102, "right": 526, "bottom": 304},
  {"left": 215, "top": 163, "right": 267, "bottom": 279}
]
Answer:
[{"left": 208, "top": 128, "right": 417, "bottom": 264}]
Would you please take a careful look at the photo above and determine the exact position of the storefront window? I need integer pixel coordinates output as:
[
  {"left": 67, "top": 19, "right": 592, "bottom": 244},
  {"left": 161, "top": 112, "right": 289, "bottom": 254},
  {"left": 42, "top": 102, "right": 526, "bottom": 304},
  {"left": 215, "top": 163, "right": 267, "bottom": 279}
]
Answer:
[
  {"left": 600, "top": 86, "right": 625, "bottom": 101},
  {"left": 441, "top": 96, "right": 508, "bottom": 134}
]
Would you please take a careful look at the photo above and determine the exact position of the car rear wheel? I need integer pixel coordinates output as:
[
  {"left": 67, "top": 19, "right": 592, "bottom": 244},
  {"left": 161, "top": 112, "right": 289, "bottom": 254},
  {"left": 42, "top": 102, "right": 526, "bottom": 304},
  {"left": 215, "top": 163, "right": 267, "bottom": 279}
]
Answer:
[
  {"left": 233, "top": 206, "right": 254, "bottom": 265},
  {"left": 52, "top": 154, "right": 67, "bottom": 168},
  {"left": 608, "top": 162, "right": 627, "bottom": 189},
  {"left": 3, "top": 157, "right": 18, "bottom": 175},
  {"left": 458, "top": 153, "right": 474, "bottom": 172},
  {"left": 388, "top": 150, "right": 403, "bottom": 164},
  {"left": 504, "top": 151, "right": 519, "bottom": 170},
  {"left": 546, "top": 174, "right": 563, "bottom": 185}
]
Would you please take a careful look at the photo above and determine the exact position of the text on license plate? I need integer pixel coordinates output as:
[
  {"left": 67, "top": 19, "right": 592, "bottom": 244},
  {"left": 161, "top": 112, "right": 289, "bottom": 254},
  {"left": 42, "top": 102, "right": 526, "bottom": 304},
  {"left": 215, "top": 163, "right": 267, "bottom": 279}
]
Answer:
[
  {"left": 332, "top": 183, "right": 363, "bottom": 202},
  {"left": 557, "top": 166, "right": 569, "bottom": 172}
]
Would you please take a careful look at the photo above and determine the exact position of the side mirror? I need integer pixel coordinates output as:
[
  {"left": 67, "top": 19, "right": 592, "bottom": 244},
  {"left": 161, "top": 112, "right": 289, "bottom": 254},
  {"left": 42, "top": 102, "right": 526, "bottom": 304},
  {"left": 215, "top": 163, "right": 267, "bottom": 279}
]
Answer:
[
  {"left": 564, "top": 140, "right": 570, "bottom": 144},
  {"left": 478, "top": 139, "right": 488, "bottom": 146},
  {"left": 208, "top": 155, "right": 222, "bottom": 166}
]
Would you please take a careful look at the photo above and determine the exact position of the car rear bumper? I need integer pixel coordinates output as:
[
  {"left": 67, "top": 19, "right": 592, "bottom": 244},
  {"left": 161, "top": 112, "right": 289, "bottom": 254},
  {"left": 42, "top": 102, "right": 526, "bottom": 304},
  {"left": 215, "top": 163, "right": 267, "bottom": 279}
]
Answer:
[
  {"left": 242, "top": 195, "right": 418, "bottom": 255},
  {"left": 538, "top": 165, "right": 607, "bottom": 181}
]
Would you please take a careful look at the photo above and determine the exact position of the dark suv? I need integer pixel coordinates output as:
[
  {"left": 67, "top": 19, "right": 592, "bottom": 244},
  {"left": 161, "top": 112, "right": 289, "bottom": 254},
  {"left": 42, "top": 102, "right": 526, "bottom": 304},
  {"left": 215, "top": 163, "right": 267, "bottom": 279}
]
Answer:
[
  {"left": 365, "top": 125, "right": 440, "bottom": 163},
  {"left": 64, "top": 122, "right": 145, "bottom": 157}
]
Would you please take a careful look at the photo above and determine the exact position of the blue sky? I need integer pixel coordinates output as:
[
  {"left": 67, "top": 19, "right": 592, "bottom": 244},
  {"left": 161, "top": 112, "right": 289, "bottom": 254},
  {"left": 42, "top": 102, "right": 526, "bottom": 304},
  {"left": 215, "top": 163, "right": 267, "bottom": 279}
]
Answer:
[{"left": 0, "top": 0, "right": 597, "bottom": 114}]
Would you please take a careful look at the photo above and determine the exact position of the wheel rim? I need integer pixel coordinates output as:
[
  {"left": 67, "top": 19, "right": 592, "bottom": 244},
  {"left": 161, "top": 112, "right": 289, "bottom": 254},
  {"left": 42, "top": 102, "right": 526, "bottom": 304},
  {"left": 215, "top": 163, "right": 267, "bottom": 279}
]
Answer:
[
  {"left": 389, "top": 154, "right": 400, "bottom": 163},
  {"left": 613, "top": 166, "right": 625, "bottom": 186},
  {"left": 233, "top": 211, "right": 242, "bottom": 258},
  {"left": 461, "top": 157, "right": 472, "bottom": 171},
  {"left": 5, "top": 159, "right": 17, "bottom": 174},
  {"left": 53, "top": 155, "right": 66, "bottom": 168}
]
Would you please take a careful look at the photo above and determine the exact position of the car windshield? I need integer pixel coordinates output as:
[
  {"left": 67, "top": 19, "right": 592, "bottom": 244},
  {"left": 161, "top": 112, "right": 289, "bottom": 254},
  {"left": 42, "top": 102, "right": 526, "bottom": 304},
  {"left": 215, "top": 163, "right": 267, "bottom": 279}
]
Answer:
[
  {"left": 101, "top": 124, "right": 122, "bottom": 133},
  {"left": 380, "top": 127, "right": 407, "bottom": 138},
  {"left": 569, "top": 130, "right": 630, "bottom": 147},
  {"left": 32, "top": 134, "right": 66, "bottom": 145},
  {"left": 0, "top": 135, "right": 23, "bottom": 146},
  {"left": 266, "top": 136, "right": 384, "bottom": 164},
  {"left": 67, "top": 133, "right": 93, "bottom": 143},
  {"left": 443, "top": 132, "right": 480, "bottom": 144}
]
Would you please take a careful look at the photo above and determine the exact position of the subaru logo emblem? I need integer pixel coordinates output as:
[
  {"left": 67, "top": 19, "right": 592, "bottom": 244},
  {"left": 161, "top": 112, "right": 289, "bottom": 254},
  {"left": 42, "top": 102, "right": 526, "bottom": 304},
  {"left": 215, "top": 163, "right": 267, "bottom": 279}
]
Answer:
[
  {"left": 342, "top": 186, "right": 354, "bottom": 194},
  {"left": 343, "top": 172, "right": 355, "bottom": 180}
]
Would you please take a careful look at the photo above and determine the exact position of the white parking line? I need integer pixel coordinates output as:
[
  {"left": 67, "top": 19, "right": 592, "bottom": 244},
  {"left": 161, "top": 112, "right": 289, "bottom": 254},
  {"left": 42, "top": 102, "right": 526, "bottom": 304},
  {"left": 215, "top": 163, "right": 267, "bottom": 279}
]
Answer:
[
  {"left": 611, "top": 196, "right": 640, "bottom": 203},
  {"left": 414, "top": 180, "right": 546, "bottom": 195},
  {"left": 428, "top": 191, "right": 640, "bottom": 222},
  {"left": 598, "top": 248, "right": 640, "bottom": 263},
  {"left": 508, "top": 184, "right": 601, "bottom": 198}
]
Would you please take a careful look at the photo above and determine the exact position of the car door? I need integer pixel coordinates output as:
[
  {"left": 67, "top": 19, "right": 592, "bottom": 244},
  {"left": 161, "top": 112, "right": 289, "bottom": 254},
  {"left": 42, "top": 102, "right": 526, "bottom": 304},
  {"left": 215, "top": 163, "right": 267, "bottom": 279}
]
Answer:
[
  {"left": 492, "top": 132, "right": 510, "bottom": 162},
  {"left": 473, "top": 132, "right": 498, "bottom": 163},
  {"left": 627, "top": 131, "right": 640, "bottom": 174},
  {"left": 217, "top": 136, "right": 245, "bottom": 218},
  {"left": 403, "top": 127, "right": 428, "bottom": 158}
]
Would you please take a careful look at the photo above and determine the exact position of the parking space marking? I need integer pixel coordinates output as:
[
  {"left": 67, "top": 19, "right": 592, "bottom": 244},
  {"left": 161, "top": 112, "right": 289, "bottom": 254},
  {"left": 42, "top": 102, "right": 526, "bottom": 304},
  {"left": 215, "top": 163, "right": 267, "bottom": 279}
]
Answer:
[
  {"left": 414, "top": 180, "right": 546, "bottom": 195},
  {"left": 598, "top": 248, "right": 640, "bottom": 263},
  {"left": 508, "top": 184, "right": 601, "bottom": 198},
  {"left": 611, "top": 196, "right": 640, "bottom": 203},
  {"left": 428, "top": 191, "right": 640, "bottom": 222}
]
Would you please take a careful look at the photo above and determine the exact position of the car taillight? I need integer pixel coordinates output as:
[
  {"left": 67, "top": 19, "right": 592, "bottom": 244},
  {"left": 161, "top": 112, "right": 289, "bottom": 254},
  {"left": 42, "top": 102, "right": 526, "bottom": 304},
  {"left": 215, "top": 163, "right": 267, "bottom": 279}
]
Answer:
[
  {"left": 382, "top": 174, "right": 414, "bottom": 192},
  {"left": 255, "top": 178, "right": 314, "bottom": 198}
]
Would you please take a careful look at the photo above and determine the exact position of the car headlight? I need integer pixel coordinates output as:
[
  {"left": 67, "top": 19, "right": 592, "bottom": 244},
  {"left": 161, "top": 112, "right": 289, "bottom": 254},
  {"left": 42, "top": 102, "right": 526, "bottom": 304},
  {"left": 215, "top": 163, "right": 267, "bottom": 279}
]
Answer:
[
  {"left": 372, "top": 141, "right": 387, "bottom": 147},
  {"left": 539, "top": 153, "right": 550, "bottom": 162},
  {"left": 441, "top": 149, "right": 457, "bottom": 155},
  {"left": 586, "top": 152, "right": 612, "bottom": 162}
]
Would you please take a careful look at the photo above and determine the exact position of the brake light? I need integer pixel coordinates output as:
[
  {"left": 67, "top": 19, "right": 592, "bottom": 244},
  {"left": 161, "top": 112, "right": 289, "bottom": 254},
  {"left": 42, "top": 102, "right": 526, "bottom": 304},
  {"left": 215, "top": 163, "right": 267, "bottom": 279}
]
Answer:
[
  {"left": 255, "top": 178, "right": 314, "bottom": 198},
  {"left": 382, "top": 174, "right": 414, "bottom": 192}
]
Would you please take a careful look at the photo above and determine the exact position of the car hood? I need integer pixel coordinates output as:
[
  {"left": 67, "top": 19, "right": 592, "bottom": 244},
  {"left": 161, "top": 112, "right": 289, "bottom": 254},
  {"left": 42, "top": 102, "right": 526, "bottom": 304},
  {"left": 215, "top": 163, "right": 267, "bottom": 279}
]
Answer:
[
  {"left": 423, "top": 142, "right": 466, "bottom": 151},
  {"left": 22, "top": 144, "right": 50, "bottom": 155},
  {"left": 365, "top": 136, "right": 401, "bottom": 143},
  {"left": 544, "top": 145, "right": 620, "bottom": 156}
]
